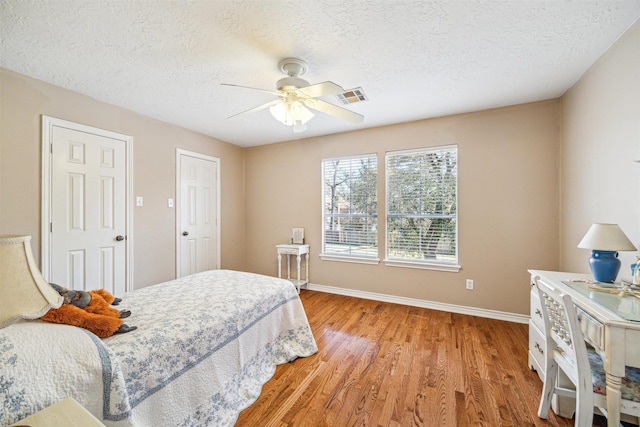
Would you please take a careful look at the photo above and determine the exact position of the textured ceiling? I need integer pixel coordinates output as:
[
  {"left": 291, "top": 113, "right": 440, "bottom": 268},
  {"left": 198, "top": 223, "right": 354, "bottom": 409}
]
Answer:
[{"left": 1, "top": 1, "right": 639, "bottom": 147}]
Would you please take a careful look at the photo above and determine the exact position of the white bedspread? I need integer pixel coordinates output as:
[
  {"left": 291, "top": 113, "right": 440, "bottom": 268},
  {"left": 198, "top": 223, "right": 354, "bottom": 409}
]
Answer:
[{"left": 0, "top": 270, "right": 317, "bottom": 426}]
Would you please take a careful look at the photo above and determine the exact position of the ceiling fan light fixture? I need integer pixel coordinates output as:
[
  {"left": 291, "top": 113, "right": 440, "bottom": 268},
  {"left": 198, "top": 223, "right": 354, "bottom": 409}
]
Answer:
[
  {"left": 269, "top": 102, "right": 290, "bottom": 125},
  {"left": 293, "top": 121, "right": 307, "bottom": 133},
  {"left": 269, "top": 100, "right": 314, "bottom": 132},
  {"left": 290, "top": 101, "right": 314, "bottom": 122}
]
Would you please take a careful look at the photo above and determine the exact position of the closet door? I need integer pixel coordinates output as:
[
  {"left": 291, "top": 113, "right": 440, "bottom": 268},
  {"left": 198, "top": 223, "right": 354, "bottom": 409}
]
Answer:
[{"left": 177, "top": 150, "right": 219, "bottom": 277}]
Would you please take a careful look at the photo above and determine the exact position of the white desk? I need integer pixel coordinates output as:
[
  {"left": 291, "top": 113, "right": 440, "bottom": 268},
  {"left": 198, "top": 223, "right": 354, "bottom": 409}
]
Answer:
[
  {"left": 276, "top": 244, "right": 309, "bottom": 293},
  {"left": 529, "top": 270, "right": 640, "bottom": 427}
]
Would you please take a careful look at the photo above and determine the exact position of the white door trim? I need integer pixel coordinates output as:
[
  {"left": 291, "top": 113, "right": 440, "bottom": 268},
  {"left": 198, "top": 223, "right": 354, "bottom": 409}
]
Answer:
[
  {"left": 175, "top": 149, "right": 221, "bottom": 278},
  {"left": 41, "top": 115, "right": 134, "bottom": 290}
]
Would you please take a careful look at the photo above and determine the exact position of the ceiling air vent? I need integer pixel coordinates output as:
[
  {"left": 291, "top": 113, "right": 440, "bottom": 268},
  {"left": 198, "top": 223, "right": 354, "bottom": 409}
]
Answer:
[{"left": 336, "top": 88, "right": 368, "bottom": 105}]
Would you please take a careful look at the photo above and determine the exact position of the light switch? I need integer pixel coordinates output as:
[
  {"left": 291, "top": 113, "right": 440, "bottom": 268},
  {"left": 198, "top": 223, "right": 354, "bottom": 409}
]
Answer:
[
  {"left": 168, "top": 198, "right": 174, "bottom": 208},
  {"left": 136, "top": 196, "right": 143, "bottom": 207}
]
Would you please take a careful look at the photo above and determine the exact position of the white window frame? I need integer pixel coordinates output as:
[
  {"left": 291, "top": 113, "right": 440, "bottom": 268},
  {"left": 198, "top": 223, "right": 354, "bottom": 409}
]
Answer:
[
  {"left": 384, "top": 145, "right": 460, "bottom": 272},
  {"left": 320, "top": 154, "right": 380, "bottom": 264}
]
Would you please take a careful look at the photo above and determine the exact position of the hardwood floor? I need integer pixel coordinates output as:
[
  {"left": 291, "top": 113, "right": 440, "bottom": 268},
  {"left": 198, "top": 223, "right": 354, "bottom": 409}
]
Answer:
[{"left": 236, "top": 290, "right": 590, "bottom": 426}]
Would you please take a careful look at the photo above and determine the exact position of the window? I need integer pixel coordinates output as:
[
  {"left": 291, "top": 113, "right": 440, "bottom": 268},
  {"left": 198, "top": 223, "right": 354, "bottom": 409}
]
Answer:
[
  {"left": 321, "top": 155, "right": 378, "bottom": 262},
  {"left": 385, "top": 145, "right": 459, "bottom": 271}
]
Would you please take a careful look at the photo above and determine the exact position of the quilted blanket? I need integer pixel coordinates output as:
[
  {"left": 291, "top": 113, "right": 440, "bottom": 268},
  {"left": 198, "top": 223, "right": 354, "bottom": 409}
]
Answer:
[{"left": 0, "top": 270, "right": 318, "bottom": 426}]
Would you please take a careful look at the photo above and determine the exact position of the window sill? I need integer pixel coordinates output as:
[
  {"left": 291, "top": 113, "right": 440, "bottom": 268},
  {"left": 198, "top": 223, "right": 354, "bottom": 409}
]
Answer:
[
  {"left": 319, "top": 253, "right": 380, "bottom": 265},
  {"left": 383, "top": 259, "right": 461, "bottom": 272}
]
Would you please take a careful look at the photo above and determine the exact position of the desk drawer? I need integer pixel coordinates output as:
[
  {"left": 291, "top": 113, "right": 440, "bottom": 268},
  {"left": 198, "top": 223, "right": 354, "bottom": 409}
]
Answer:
[
  {"left": 278, "top": 248, "right": 300, "bottom": 255},
  {"left": 530, "top": 286, "right": 544, "bottom": 332},
  {"left": 529, "top": 320, "right": 545, "bottom": 377},
  {"left": 576, "top": 306, "right": 604, "bottom": 352}
]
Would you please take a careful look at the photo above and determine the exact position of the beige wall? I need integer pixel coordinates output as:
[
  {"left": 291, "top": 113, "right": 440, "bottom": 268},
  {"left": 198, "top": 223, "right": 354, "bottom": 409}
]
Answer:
[
  {"left": 0, "top": 68, "right": 246, "bottom": 289},
  {"left": 560, "top": 20, "right": 640, "bottom": 280},
  {"left": 6, "top": 15, "right": 635, "bottom": 315},
  {"left": 245, "top": 101, "right": 561, "bottom": 315}
]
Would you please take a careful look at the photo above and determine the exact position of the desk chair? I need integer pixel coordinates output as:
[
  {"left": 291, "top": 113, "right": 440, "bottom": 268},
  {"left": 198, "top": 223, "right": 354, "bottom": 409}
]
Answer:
[{"left": 534, "top": 278, "right": 640, "bottom": 427}]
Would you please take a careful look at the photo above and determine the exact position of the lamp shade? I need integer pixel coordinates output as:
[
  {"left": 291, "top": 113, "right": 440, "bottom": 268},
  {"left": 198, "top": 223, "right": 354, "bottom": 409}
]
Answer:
[
  {"left": 0, "top": 235, "right": 63, "bottom": 328},
  {"left": 577, "top": 223, "right": 637, "bottom": 251}
]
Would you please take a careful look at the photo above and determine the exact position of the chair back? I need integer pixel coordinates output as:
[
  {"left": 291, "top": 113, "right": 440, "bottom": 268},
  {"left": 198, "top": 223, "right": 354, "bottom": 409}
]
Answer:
[{"left": 534, "top": 277, "right": 594, "bottom": 422}]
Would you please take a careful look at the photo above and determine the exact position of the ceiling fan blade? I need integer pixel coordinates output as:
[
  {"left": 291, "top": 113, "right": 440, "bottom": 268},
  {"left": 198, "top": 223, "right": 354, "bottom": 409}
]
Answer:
[
  {"left": 303, "top": 99, "right": 364, "bottom": 123},
  {"left": 228, "top": 99, "right": 282, "bottom": 119},
  {"left": 221, "top": 83, "right": 282, "bottom": 96},
  {"left": 296, "top": 81, "right": 345, "bottom": 98}
]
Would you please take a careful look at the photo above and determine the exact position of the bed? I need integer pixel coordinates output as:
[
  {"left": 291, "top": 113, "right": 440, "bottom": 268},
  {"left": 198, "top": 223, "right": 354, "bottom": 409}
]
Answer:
[{"left": 0, "top": 269, "right": 318, "bottom": 426}]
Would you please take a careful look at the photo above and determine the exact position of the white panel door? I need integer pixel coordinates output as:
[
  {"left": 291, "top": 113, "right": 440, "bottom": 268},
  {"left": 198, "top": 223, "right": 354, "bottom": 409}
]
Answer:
[
  {"left": 49, "top": 126, "right": 127, "bottom": 294},
  {"left": 178, "top": 153, "right": 219, "bottom": 277}
]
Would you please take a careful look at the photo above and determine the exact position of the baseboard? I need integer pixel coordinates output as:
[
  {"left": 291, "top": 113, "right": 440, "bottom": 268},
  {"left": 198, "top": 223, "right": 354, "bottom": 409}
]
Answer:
[{"left": 305, "top": 282, "right": 529, "bottom": 324}]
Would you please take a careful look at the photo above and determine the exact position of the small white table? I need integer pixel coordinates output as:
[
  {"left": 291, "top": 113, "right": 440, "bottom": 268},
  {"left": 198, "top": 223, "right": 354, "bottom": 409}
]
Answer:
[{"left": 276, "top": 244, "right": 309, "bottom": 293}]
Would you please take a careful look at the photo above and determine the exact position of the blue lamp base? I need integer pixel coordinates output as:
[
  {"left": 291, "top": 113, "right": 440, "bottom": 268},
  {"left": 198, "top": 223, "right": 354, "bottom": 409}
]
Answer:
[{"left": 589, "top": 250, "right": 621, "bottom": 283}]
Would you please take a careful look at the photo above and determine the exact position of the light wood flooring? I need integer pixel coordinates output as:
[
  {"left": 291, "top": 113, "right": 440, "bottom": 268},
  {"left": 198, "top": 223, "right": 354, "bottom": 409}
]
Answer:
[{"left": 236, "top": 290, "right": 603, "bottom": 427}]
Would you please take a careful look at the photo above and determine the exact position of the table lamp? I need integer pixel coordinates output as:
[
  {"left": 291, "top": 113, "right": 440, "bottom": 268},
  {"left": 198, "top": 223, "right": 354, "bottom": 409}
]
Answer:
[
  {"left": 577, "top": 223, "right": 637, "bottom": 283},
  {"left": 0, "top": 235, "right": 63, "bottom": 328}
]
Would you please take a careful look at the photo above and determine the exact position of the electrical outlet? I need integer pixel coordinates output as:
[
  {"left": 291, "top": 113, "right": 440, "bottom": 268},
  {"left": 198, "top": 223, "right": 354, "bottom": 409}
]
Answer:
[{"left": 466, "top": 279, "right": 474, "bottom": 290}]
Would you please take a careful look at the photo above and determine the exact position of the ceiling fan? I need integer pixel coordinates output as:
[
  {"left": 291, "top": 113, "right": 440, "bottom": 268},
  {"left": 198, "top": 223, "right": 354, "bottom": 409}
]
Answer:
[{"left": 222, "top": 58, "right": 364, "bottom": 133}]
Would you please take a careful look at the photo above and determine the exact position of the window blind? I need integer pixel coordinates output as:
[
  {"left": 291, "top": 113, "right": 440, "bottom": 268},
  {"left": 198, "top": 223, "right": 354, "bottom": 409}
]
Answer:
[
  {"left": 322, "top": 155, "right": 377, "bottom": 257},
  {"left": 386, "top": 146, "right": 457, "bottom": 264}
]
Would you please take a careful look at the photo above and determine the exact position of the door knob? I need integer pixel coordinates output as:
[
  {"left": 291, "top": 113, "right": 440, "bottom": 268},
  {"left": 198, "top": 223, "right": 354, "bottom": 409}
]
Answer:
[
  {"left": 182, "top": 231, "right": 189, "bottom": 236},
  {"left": 115, "top": 235, "right": 125, "bottom": 241}
]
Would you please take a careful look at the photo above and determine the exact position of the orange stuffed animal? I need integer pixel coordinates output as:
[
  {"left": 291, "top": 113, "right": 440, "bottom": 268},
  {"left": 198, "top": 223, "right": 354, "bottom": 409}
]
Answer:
[{"left": 40, "top": 284, "right": 137, "bottom": 338}]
